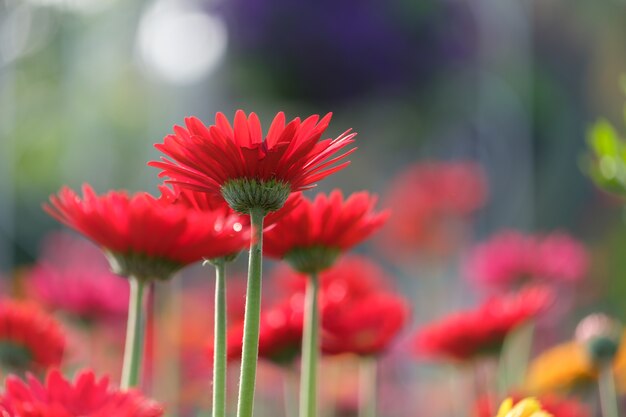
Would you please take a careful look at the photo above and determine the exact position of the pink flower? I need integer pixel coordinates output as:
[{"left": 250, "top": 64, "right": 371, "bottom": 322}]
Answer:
[
  {"left": 27, "top": 232, "right": 129, "bottom": 322},
  {"left": 464, "top": 230, "right": 589, "bottom": 290}
]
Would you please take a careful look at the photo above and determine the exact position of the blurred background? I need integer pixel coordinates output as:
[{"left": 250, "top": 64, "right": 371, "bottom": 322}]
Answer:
[{"left": 1, "top": 0, "right": 626, "bottom": 415}]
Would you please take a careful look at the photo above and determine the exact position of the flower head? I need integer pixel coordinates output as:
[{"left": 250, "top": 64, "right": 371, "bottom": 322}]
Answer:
[
  {"left": 158, "top": 184, "right": 302, "bottom": 230},
  {"left": 0, "top": 300, "right": 65, "bottom": 372},
  {"left": 322, "top": 292, "right": 410, "bottom": 356},
  {"left": 27, "top": 232, "right": 129, "bottom": 322},
  {"left": 464, "top": 231, "right": 589, "bottom": 290},
  {"left": 0, "top": 369, "right": 163, "bottom": 417},
  {"left": 273, "top": 256, "right": 408, "bottom": 356},
  {"left": 264, "top": 191, "right": 389, "bottom": 273},
  {"left": 150, "top": 111, "right": 356, "bottom": 213},
  {"left": 44, "top": 185, "right": 249, "bottom": 280},
  {"left": 494, "top": 398, "right": 553, "bottom": 417},
  {"left": 379, "top": 161, "right": 487, "bottom": 257},
  {"left": 475, "top": 394, "right": 588, "bottom": 417},
  {"left": 526, "top": 340, "right": 597, "bottom": 393},
  {"left": 224, "top": 297, "right": 304, "bottom": 365},
  {"left": 413, "top": 287, "right": 553, "bottom": 361}
]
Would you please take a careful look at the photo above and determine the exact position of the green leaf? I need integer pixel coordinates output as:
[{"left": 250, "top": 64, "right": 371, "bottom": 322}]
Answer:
[{"left": 589, "top": 119, "right": 620, "bottom": 157}]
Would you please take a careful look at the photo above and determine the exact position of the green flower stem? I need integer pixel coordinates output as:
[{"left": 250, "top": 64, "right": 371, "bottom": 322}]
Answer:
[
  {"left": 212, "top": 258, "right": 227, "bottom": 417},
  {"left": 283, "top": 367, "right": 298, "bottom": 417},
  {"left": 599, "top": 363, "right": 620, "bottom": 417},
  {"left": 236, "top": 208, "right": 265, "bottom": 417},
  {"left": 299, "top": 272, "right": 320, "bottom": 417},
  {"left": 358, "top": 356, "right": 377, "bottom": 417},
  {"left": 121, "top": 275, "right": 146, "bottom": 389}
]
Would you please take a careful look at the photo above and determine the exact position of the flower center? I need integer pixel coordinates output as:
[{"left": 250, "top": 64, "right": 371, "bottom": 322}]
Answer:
[{"left": 221, "top": 178, "right": 291, "bottom": 215}]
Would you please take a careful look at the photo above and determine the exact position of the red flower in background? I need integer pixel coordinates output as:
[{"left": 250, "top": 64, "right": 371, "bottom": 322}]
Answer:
[
  {"left": 474, "top": 394, "right": 590, "bottom": 417},
  {"left": 150, "top": 111, "right": 356, "bottom": 196},
  {"left": 0, "top": 301, "right": 65, "bottom": 371},
  {"left": 413, "top": 286, "right": 553, "bottom": 361},
  {"left": 44, "top": 185, "right": 249, "bottom": 279},
  {"left": 223, "top": 297, "right": 304, "bottom": 365},
  {"left": 263, "top": 191, "right": 389, "bottom": 265},
  {"left": 464, "top": 230, "right": 589, "bottom": 290},
  {"left": 27, "top": 232, "right": 128, "bottom": 322},
  {"left": 0, "top": 369, "right": 163, "bottom": 417},
  {"left": 322, "top": 292, "right": 410, "bottom": 356},
  {"left": 273, "top": 256, "right": 392, "bottom": 302},
  {"left": 273, "top": 256, "right": 409, "bottom": 357},
  {"left": 379, "top": 161, "right": 487, "bottom": 257}
]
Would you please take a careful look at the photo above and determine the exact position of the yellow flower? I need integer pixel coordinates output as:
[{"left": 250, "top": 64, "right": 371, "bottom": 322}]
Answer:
[
  {"left": 495, "top": 398, "right": 553, "bottom": 417},
  {"left": 526, "top": 332, "right": 626, "bottom": 394},
  {"left": 525, "top": 341, "right": 595, "bottom": 393}
]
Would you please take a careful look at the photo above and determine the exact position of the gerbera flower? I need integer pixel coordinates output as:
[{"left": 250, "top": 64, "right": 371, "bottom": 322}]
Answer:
[
  {"left": 223, "top": 297, "right": 304, "bottom": 365},
  {"left": 527, "top": 332, "right": 626, "bottom": 395},
  {"left": 272, "top": 256, "right": 408, "bottom": 356},
  {"left": 264, "top": 190, "right": 389, "bottom": 273},
  {"left": 525, "top": 341, "right": 597, "bottom": 393},
  {"left": 44, "top": 184, "right": 249, "bottom": 280},
  {"left": 413, "top": 287, "right": 553, "bottom": 361},
  {"left": 273, "top": 255, "right": 390, "bottom": 300},
  {"left": 0, "top": 300, "right": 65, "bottom": 372},
  {"left": 150, "top": 110, "right": 356, "bottom": 213},
  {"left": 475, "top": 394, "right": 589, "bottom": 417},
  {"left": 27, "top": 232, "right": 128, "bottom": 322},
  {"left": 464, "top": 230, "right": 589, "bottom": 290},
  {"left": 493, "top": 397, "right": 553, "bottom": 417},
  {"left": 322, "top": 292, "right": 410, "bottom": 356},
  {"left": 158, "top": 184, "right": 302, "bottom": 229},
  {"left": 379, "top": 161, "right": 487, "bottom": 258},
  {"left": 0, "top": 369, "right": 163, "bottom": 417}
]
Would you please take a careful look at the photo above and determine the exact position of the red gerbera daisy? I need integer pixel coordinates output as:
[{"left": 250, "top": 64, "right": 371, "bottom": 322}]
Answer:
[
  {"left": 273, "top": 255, "right": 390, "bottom": 299},
  {"left": 0, "top": 301, "right": 65, "bottom": 372},
  {"left": 380, "top": 161, "right": 488, "bottom": 258},
  {"left": 150, "top": 111, "right": 356, "bottom": 213},
  {"left": 322, "top": 292, "right": 410, "bottom": 356},
  {"left": 412, "top": 286, "right": 553, "bottom": 361},
  {"left": 272, "top": 256, "right": 408, "bottom": 356},
  {"left": 264, "top": 191, "right": 389, "bottom": 273},
  {"left": 44, "top": 184, "right": 250, "bottom": 280},
  {"left": 0, "top": 369, "right": 163, "bottom": 417},
  {"left": 223, "top": 297, "right": 304, "bottom": 366},
  {"left": 158, "top": 184, "right": 302, "bottom": 229}
]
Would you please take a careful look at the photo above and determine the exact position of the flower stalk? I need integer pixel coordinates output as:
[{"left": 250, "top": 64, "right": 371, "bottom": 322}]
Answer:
[
  {"left": 236, "top": 208, "right": 265, "bottom": 417},
  {"left": 212, "top": 258, "right": 227, "bottom": 417},
  {"left": 121, "top": 275, "right": 146, "bottom": 389},
  {"left": 599, "top": 364, "right": 620, "bottom": 417},
  {"left": 359, "top": 356, "right": 377, "bottom": 417},
  {"left": 299, "top": 272, "right": 320, "bottom": 417}
]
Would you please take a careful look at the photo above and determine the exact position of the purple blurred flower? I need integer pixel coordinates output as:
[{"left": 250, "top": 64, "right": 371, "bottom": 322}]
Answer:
[
  {"left": 27, "top": 232, "right": 128, "bottom": 323},
  {"left": 219, "top": 0, "right": 476, "bottom": 102}
]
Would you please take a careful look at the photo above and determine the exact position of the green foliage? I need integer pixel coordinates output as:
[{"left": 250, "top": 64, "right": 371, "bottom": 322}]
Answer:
[{"left": 585, "top": 113, "right": 626, "bottom": 197}]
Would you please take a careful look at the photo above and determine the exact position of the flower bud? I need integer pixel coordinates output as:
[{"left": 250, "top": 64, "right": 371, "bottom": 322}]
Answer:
[{"left": 575, "top": 313, "right": 622, "bottom": 365}]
